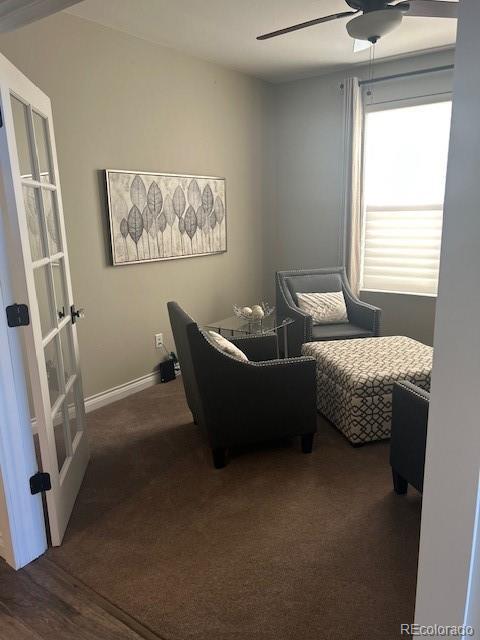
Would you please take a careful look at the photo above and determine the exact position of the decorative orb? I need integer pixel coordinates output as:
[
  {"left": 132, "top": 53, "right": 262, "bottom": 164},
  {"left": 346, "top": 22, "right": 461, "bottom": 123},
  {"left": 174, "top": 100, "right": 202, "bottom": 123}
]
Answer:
[
  {"left": 241, "top": 306, "right": 253, "bottom": 318},
  {"left": 251, "top": 304, "right": 265, "bottom": 320}
]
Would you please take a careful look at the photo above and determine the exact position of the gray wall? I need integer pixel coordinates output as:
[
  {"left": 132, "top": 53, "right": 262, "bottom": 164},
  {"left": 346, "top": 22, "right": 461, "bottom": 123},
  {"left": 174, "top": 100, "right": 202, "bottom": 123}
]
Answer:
[
  {"left": 0, "top": 13, "right": 270, "bottom": 397},
  {"left": 269, "top": 49, "right": 455, "bottom": 345},
  {"left": 361, "top": 291, "right": 436, "bottom": 346},
  {"left": 0, "top": 14, "right": 455, "bottom": 400}
]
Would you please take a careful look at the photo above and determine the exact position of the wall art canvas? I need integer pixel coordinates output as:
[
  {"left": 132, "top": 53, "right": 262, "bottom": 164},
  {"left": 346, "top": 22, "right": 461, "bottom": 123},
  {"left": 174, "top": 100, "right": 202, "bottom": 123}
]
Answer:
[{"left": 105, "top": 170, "right": 227, "bottom": 265}]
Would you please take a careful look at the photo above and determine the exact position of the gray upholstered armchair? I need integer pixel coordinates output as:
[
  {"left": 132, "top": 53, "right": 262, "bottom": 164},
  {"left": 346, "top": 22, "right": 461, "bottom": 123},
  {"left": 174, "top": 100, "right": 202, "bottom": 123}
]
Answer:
[
  {"left": 390, "top": 381, "right": 429, "bottom": 494},
  {"left": 167, "top": 302, "right": 317, "bottom": 468},
  {"left": 276, "top": 267, "right": 381, "bottom": 356}
]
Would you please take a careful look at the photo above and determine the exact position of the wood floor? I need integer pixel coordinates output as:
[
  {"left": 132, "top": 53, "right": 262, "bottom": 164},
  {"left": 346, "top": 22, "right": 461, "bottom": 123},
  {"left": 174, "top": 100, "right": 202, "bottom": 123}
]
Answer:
[{"left": 0, "top": 557, "right": 164, "bottom": 640}]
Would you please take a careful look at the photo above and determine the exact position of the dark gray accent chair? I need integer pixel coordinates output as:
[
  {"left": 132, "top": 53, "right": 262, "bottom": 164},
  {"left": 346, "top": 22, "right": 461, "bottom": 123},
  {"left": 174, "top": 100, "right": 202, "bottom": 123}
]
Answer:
[
  {"left": 390, "top": 381, "right": 430, "bottom": 494},
  {"left": 276, "top": 267, "right": 382, "bottom": 356},
  {"left": 167, "top": 301, "right": 317, "bottom": 468}
]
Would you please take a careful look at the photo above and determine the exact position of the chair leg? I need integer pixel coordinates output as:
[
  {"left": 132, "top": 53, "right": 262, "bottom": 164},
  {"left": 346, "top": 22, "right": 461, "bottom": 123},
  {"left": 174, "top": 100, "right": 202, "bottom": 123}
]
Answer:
[
  {"left": 392, "top": 469, "right": 408, "bottom": 495},
  {"left": 212, "top": 448, "right": 227, "bottom": 469},
  {"left": 301, "top": 433, "right": 314, "bottom": 454}
]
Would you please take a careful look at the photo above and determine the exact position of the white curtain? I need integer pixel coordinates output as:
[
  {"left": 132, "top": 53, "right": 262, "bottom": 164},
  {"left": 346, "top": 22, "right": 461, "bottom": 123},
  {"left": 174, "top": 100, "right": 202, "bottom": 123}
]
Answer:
[{"left": 340, "top": 77, "right": 364, "bottom": 295}]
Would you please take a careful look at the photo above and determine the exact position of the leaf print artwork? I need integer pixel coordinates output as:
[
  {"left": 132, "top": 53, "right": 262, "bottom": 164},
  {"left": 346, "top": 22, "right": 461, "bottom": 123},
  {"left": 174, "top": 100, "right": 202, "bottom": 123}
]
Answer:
[
  {"left": 107, "top": 171, "right": 226, "bottom": 265},
  {"left": 113, "top": 193, "right": 128, "bottom": 223},
  {"left": 127, "top": 205, "right": 144, "bottom": 260},
  {"left": 120, "top": 218, "right": 129, "bottom": 260},
  {"left": 142, "top": 205, "right": 154, "bottom": 258},
  {"left": 196, "top": 205, "right": 208, "bottom": 253},
  {"left": 187, "top": 179, "right": 202, "bottom": 211},
  {"left": 209, "top": 210, "right": 217, "bottom": 251},
  {"left": 147, "top": 181, "right": 163, "bottom": 216},
  {"left": 157, "top": 211, "right": 167, "bottom": 257},
  {"left": 147, "top": 181, "right": 163, "bottom": 258},
  {"left": 202, "top": 184, "right": 214, "bottom": 215},
  {"left": 214, "top": 196, "right": 225, "bottom": 225},
  {"left": 173, "top": 186, "right": 186, "bottom": 220},
  {"left": 214, "top": 196, "right": 225, "bottom": 251},
  {"left": 178, "top": 216, "right": 186, "bottom": 255},
  {"left": 164, "top": 194, "right": 176, "bottom": 226},
  {"left": 163, "top": 194, "right": 176, "bottom": 256},
  {"left": 130, "top": 175, "right": 147, "bottom": 211},
  {"left": 209, "top": 211, "right": 217, "bottom": 230},
  {"left": 184, "top": 206, "right": 197, "bottom": 253}
]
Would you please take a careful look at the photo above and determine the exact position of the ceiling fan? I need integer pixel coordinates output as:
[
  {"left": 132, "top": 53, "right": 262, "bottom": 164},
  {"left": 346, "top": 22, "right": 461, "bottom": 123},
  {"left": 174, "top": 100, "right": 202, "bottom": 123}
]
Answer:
[{"left": 257, "top": 0, "right": 458, "bottom": 46}]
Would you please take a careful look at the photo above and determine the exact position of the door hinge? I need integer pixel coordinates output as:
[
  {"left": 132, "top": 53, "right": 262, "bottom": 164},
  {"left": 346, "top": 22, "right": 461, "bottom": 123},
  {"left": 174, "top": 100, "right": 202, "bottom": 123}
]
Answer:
[
  {"left": 6, "top": 303, "right": 30, "bottom": 327},
  {"left": 30, "top": 472, "right": 51, "bottom": 495}
]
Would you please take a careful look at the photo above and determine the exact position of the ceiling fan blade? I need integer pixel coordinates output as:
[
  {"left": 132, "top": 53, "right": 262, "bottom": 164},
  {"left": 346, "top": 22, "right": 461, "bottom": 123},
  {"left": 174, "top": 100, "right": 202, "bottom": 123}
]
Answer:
[
  {"left": 395, "top": 0, "right": 459, "bottom": 19},
  {"left": 353, "top": 39, "right": 372, "bottom": 53},
  {"left": 257, "top": 10, "right": 358, "bottom": 40}
]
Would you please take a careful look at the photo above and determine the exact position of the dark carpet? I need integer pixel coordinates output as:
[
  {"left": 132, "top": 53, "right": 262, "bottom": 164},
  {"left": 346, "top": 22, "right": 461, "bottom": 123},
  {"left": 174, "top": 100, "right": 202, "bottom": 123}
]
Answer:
[{"left": 48, "top": 378, "right": 421, "bottom": 640}]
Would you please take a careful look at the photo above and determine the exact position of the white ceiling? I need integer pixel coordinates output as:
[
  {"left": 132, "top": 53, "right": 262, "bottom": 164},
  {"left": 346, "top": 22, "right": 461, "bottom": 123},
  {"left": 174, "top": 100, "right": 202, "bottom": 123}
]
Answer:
[{"left": 66, "top": 0, "right": 458, "bottom": 83}]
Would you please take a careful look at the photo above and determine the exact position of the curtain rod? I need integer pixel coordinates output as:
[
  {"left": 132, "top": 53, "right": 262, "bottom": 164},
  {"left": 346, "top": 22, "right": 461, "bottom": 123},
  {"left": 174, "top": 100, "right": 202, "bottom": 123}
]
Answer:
[{"left": 358, "top": 64, "right": 454, "bottom": 87}]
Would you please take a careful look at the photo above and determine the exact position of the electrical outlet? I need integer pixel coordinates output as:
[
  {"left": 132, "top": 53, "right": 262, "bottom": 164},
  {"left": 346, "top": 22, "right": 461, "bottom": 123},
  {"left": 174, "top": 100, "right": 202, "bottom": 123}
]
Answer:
[{"left": 155, "top": 333, "right": 164, "bottom": 349}]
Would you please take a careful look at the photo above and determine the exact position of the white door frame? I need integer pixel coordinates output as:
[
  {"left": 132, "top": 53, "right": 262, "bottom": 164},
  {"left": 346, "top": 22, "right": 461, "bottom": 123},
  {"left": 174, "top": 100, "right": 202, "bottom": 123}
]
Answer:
[
  {"left": 0, "top": 211, "right": 46, "bottom": 570},
  {"left": 0, "top": 52, "right": 89, "bottom": 547},
  {"left": 415, "top": 0, "right": 480, "bottom": 633}
]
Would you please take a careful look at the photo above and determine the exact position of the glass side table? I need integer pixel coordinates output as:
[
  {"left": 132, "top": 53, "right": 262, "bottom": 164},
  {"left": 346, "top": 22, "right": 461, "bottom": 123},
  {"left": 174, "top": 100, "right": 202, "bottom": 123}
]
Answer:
[{"left": 205, "top": 314, "right": 294, "bottom": 358}]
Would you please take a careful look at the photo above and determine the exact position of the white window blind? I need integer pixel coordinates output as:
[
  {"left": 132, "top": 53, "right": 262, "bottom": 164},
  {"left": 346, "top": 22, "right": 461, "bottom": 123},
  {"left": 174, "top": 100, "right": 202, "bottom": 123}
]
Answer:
[{"left": 362, "top": 101, "right": 452, "bottom": 295}]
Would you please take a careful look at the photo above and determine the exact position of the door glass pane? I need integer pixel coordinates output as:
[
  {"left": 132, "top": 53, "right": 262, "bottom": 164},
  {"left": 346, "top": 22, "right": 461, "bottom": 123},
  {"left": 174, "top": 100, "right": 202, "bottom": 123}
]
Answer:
[
  {"left": 52, "top": 258, "right": 68, "bottom": 321},
  {"left": 34, "top": 265, "right": 55, "bottom": 337},
  {"left": 60, "top": 324, "right": 75, "bottom": 384},
  {"left": 32, "top": 111, "right": 54, "bottom": 184},
  {"left": 45, "top": 337, "right": 62, "bottom": 407},
  {"left": 42, "top": 189, "right": 60, "bottom": 255},
  {"left": 66, "top": 386, "right": 81, "bottom": 443},
  {"left": 54, "top": 402, "right": 70, "bottom": 473},
  {"left": 23, "top": 185, "right": 46, "bottom": 261},
  {"left": 10, "top": 95, "right": 35, "bottom": 179}
]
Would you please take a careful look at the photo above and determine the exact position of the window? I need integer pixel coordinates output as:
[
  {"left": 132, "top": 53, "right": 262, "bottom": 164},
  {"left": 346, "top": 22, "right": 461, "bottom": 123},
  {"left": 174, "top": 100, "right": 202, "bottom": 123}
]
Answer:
[{"left": 361, "top": 100, "right": 452, "bottom": 295}]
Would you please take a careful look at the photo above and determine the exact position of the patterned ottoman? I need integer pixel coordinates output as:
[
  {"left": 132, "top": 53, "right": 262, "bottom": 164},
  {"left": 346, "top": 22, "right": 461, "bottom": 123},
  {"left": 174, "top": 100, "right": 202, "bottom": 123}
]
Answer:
[{"left": 302, "top": 336, "right": 433, "bottom": 444}]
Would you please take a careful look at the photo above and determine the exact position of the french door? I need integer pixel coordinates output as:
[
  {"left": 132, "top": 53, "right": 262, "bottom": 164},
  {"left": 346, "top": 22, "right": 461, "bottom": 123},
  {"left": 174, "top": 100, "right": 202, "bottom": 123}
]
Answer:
[{"left": 0, "top": 53, "right": 89, "bottom": 546}]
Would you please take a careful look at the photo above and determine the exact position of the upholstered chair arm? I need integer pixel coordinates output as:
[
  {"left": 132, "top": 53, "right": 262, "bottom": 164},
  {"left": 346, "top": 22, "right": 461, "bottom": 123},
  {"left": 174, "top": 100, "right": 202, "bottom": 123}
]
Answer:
[
  {"left": 390, "top": 381, "right": 430, "bottom": 493},
  {"left": 188, "top": 326, "right": 317, "bottom": 449},
  {"left": 206, "top": 356, "right": 317, "bottom": 449},
  {"left": 276, "top": 276, "right": 313, "bottom": 356},
  {"left": 230, "top": 334, "right": 278, "bottom": 361},
  {"left": 343, "top": 287, "right": 381, "bottom": 335}
]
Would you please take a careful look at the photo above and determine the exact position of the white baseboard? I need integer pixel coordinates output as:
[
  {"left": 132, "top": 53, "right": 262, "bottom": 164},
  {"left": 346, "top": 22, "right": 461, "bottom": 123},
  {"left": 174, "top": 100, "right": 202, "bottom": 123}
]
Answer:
[
  {"left": 85, "top": 371, "right": 158, "bottom": 413},
  {"left": 31, "top": 371, "right": 159, "bottom": 434}
]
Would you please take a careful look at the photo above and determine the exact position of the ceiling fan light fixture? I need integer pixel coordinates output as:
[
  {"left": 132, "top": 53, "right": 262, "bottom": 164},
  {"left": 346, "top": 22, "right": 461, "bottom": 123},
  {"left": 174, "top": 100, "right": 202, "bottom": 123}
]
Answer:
[{"left": 346, "top": 8, "right": 403, "bottom": 42}]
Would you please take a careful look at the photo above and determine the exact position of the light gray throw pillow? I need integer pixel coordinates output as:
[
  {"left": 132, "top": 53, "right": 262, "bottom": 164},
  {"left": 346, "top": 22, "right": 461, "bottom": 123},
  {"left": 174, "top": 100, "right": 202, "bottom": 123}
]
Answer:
[
  {"left": 297, "top": 291, "right": 349, "bottom": 325},
  {"left": 207, "top": 331, "right": 249, "bottom": 362}
]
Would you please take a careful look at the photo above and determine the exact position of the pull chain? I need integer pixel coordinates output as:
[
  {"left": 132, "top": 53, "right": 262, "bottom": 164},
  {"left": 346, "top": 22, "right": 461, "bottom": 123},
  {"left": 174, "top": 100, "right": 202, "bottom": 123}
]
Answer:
[{"left": 366, "top": 40, "right": 377, "bottom": 104}]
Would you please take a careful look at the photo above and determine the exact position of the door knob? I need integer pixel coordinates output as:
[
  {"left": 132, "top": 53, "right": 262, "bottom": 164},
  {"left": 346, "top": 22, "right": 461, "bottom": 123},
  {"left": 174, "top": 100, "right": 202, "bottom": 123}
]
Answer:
[{"left": 71, "top": 305, "right": 85, "bottom": 324}]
